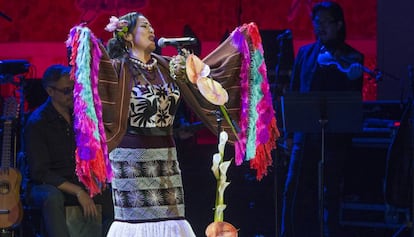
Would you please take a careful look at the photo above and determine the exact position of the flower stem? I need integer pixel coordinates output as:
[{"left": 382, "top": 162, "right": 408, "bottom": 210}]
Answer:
[
  {"left": 219, "top": 105, "right": 240, "bottom": 141},
  {"left": 214, "top": 178, "right": 223, "bottom": 222}
]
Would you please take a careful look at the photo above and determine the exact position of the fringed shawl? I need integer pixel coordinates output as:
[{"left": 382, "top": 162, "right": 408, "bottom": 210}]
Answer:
[
  {"left": 66, "top": 25, "right": 112, "bottom": 197},
  {"left": 232, "top": 23, "right": 280, "bottom": 179}
]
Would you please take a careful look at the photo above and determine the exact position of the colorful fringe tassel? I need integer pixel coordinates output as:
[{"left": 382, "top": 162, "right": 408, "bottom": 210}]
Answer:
[
  {"left": 66, "top": 24, "right": 112, "bottom": 197},
  {"left": 232, "top": 23, "right": 280, "bottom": 180}
]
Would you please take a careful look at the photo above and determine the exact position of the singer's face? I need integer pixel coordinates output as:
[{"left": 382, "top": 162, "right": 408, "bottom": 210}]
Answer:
[
  {"left": 132, "top": 16, "right": 156, "bottom": 53},
  {"left": 312, "top": 10, "right": 342, "bottom": 43}
]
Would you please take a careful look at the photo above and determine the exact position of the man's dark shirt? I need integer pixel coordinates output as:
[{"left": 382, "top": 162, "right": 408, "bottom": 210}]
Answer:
[{"left": 24, "top": 98, "right": 78, "bottom": 187}]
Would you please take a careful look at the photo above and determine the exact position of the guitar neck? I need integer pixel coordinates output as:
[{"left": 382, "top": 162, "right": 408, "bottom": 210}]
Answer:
[{"left": 1, "top": 121, "right": 13, "bottom": 168}]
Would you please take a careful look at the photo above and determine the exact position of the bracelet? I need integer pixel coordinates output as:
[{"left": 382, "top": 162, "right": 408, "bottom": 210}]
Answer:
[{"left": 76, "top": 189, "right": 83, "bottom": 198}]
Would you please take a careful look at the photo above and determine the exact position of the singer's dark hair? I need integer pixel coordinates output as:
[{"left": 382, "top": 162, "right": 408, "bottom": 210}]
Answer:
[
  {"left": 312, "top": 1, "right": 346, "bottom": 42},
  {"left": 107, "top": 12, "right": 143, "bottom": 59}
]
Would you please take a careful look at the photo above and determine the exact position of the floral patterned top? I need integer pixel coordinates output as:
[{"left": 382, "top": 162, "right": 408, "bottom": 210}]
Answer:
[{"left": 129, "top": 82, "right": 180, "bottom": 130}]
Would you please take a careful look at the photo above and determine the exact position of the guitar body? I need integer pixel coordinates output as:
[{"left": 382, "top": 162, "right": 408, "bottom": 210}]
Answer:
[
  {"left": 0, "top": 97, "right": 24, "bottom": 229},
  {"left": 0, "top": 167, "right": 23, "bottom": 228}
]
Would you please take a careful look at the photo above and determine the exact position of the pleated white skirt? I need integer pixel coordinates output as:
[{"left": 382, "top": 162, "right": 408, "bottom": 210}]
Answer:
[{"left": 106, "top": 219, "right": 196, "bottom": 237}]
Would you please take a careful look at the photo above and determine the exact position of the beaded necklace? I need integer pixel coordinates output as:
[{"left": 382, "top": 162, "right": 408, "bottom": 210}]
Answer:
[
  {"left": 128, "top": 56, "right": 170, "bottom": 98},
  {"left": 129, "top": 56, "right": 158, "bottom": 71}
]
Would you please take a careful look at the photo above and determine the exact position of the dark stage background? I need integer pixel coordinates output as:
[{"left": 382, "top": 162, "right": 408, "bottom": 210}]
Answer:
[{"left": 0, "top": 0, "right": 378, "bottom": 100}]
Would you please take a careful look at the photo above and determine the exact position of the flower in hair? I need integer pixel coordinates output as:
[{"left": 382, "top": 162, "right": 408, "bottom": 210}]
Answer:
[{"left": 104, "top": 16, "right": 128, "bottom": 38}]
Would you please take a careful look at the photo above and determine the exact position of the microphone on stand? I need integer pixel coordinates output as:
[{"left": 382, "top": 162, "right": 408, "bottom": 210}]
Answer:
[{"left": 157, "top": 37, "right": 197, "bottom": 48}]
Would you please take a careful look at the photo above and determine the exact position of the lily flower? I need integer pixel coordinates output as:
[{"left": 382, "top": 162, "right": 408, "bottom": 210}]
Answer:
[
  {"left": 185, "top": 54, "right": 239, "bottom": 140},
  {"left": 197, "top": 77, "right": 229, "bottom": 106},
  {"left": 211, "top": 153, "right": 221, "bottom": 179},
  {"left": 219, "top": 131, "right": 229, "bottom": 145},
  {"left": 218, "top": 131, "right": 228, "bottom": 156},
  {"left": 219, "top": 160, "right": 232, "bottom": 181},
  {"left": 218, "top": 182, "right": 230, "bottom": 198},
  {"left": 186, "top": 54, "right": 210, "bottom": 84},
  {"left": 210, "top": 131, "right": 233, "bottom": 222}
]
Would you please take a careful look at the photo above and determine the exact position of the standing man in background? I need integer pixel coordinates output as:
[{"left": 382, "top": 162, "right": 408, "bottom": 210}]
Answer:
[{"left": 280, "top": 1, "right": 364, "bottom": 237}]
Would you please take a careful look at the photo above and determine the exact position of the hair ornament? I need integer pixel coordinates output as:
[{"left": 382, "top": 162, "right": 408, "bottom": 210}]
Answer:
[{"left": 104, "top": 16, "right": 129, "bottom": 38}]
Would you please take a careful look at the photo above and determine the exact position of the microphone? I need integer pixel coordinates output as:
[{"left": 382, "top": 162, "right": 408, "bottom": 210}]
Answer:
[
  {"left": 277, "top": 29, "right": 292, "bottom": 40},
  {"left": 157, "top": 37, "right": 197, "bottom": 48}
]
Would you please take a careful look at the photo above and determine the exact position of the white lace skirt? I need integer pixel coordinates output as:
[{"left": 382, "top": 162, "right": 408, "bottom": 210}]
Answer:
[{"left": 106, "top": 220, "right": 196, "bottom": 237}]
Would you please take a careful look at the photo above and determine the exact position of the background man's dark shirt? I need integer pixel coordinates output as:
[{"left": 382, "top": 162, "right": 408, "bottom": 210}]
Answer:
[{"left": 24, "top": 98, "right": 79, "bottom": 187}]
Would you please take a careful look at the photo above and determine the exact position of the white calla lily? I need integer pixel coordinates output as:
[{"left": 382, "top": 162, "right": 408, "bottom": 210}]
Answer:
[
  {"left": 218, "top": 181, "right": 230, "bottom": 197},
  {"left": 211, "top": 153, "right": 221, "bottom": 179},
  {"left": 218, "top": 131, "right": 228, "bottom": 155},
  {"left": 219, "top": 131, "right": 228, "bottom": 145},
  {"left": 210, "top": 123, "right": 232, "bottom": 222},
  {"left": 219, "top": 160, "right": 232, "bottom": 181},
  {"left": 218, "top": 143, "right": 225, "bottom": 156}
]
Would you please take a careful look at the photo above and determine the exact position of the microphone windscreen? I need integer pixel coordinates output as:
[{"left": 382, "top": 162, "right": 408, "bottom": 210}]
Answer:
[{"left": 157, "top": 37, "right": 166, "bottom": 48}]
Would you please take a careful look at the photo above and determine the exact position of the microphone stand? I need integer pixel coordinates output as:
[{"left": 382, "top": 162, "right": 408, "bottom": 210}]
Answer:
[
  {"left": 177, "top": 46, "right": 184, "bottom": 56},
  {"left": 390, "top": 65, "right": 414, "bottom": 237},
  {"left": 274, "top": 33, "right": 287, "bottom": 237},
  {"left": 318, "top": 96, "right": 328, "bottom": 237}
]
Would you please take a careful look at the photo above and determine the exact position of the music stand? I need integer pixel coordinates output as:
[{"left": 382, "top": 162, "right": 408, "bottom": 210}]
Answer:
[{"left": 281, "top": 91, "right": 363, "bottom": 237}]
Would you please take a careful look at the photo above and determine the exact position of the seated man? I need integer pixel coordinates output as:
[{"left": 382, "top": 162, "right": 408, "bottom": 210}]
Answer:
[{"left": 24, "top": 64, "right": 113, "bottom": 237}]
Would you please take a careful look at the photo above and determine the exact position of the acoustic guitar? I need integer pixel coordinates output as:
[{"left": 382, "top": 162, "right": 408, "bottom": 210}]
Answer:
[{"left": 0, "top": 97, "right": 23, "bottom": 229}]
